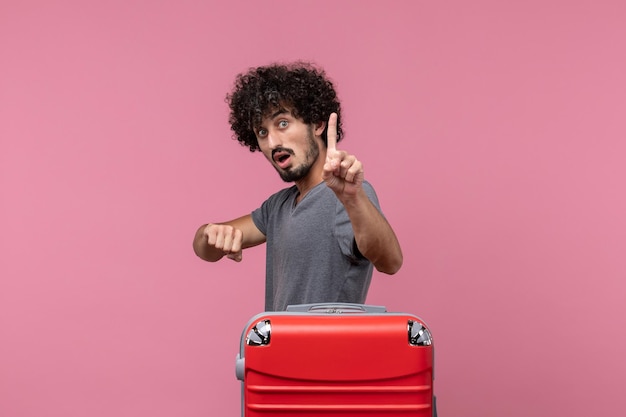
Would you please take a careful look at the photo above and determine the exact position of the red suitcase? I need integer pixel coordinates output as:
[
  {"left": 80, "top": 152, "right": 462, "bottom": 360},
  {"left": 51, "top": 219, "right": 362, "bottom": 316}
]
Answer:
[{"left": 235, "top": 303, "right": 436, "bottom": 417}]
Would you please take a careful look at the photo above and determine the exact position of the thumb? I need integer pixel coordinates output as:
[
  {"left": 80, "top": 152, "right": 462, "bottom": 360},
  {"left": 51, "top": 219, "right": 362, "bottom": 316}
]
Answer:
[{"left": 226, "top": 251, "right": 242, "bottom": 262}]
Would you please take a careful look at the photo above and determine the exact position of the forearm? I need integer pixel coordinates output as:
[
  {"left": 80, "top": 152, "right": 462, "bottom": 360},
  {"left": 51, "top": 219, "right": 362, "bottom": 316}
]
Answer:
[{"left": 341, "top": 190, "right": 403, "bottom": 274}]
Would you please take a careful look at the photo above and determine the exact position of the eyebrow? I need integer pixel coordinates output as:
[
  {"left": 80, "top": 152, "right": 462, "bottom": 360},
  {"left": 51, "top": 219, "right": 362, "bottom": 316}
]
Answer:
[{"left": 269, "top": 109, "right": 289, "bottom": 120}]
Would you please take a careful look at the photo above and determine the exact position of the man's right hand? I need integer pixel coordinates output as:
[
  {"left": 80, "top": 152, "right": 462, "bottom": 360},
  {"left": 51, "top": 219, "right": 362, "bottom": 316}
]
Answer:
[{"left": 201, "top": 223, "right": 243, "bottom": 262}]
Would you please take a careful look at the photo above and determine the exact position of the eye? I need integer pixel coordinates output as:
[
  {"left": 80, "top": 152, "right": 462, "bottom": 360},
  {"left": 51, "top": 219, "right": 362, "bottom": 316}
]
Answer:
[
  {"left": 257, "top": 128, "right": 268, "bottom": 138},
  {"left": 278, "top": 120, "right": 289, "bottom": 128}
]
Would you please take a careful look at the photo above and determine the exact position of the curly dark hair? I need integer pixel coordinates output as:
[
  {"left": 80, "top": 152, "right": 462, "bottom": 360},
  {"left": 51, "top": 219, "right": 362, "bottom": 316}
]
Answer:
[{"left": 226, "top": 61, "right": 343, "bottom": 152}]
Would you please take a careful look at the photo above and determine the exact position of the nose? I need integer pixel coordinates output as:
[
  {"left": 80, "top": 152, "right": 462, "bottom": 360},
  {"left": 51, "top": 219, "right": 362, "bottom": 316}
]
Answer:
[{"left": 266, "top": 129, "right": 282, "bottom": 149}]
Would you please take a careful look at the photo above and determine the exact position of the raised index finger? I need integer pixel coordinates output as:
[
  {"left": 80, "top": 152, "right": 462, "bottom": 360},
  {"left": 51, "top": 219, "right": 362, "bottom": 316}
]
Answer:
[{"left": 327, "top": 112, "right": 338, "bottom": 151}]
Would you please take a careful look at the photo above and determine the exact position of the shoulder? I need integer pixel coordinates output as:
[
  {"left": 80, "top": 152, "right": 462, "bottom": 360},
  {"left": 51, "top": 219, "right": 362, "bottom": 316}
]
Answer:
[{"left": 252, "top": 186, "right": 297, "bottom": 233}]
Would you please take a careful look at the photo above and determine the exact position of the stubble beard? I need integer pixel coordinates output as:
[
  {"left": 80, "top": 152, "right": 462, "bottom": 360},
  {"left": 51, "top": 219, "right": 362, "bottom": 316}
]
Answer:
[{"left": 276, "top": 127, "right": 320, "bottom": 183}]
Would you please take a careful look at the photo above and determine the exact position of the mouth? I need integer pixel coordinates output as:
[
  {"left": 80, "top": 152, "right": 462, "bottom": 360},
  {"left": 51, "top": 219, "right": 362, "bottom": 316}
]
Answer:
[{"left": 272, "top": 150, "right": 293, "bottom": 169}]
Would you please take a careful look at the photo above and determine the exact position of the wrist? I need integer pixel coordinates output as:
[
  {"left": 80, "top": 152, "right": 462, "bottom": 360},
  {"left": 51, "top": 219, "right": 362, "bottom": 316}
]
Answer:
[{"left": 337, "top": 187, "right": 368, "bottom": 209}]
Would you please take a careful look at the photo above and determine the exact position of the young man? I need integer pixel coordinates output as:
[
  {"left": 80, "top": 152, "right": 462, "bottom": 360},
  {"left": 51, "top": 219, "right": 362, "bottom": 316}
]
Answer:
[{"left": 193, "top": 62, "right": 403, "bottom": 311}]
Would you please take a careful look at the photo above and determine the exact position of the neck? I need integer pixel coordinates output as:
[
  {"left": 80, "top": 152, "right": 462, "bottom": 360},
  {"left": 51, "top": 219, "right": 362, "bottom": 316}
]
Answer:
[{"left": 294, "top": 146, "right": 327, "bottom": 202}]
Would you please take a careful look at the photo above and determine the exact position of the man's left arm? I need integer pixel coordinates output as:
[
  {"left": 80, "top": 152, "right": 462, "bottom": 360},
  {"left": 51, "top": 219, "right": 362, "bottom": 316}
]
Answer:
[
  {"left": 322, "top": 113, "right": 403, "bottom": 274},
  {"left": 342, "top": 188, "right": 403, "bottom": 274}
]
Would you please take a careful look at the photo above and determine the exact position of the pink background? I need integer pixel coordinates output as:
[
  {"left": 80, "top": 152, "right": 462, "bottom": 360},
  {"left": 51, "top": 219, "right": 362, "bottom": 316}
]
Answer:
[{"left": 1, "top": 1, "right": 625, "bottom": 416}]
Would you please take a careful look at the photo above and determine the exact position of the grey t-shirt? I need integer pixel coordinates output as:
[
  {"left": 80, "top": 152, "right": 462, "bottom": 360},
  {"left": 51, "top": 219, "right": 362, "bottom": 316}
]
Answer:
[{"left": 251, "top": 181, "right": 381, "bottom": 311}]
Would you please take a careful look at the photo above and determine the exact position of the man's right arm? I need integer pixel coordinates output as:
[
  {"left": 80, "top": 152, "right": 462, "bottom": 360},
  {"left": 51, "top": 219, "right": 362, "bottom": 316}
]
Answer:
[{"left": 193, "top": 214, "right": 266, "bottom": 262}]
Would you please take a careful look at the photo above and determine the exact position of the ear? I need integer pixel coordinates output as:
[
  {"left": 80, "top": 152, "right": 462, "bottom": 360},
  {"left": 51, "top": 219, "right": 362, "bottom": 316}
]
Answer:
[{"left": 313, "top": 120, "right": 326, "bottom": 137}]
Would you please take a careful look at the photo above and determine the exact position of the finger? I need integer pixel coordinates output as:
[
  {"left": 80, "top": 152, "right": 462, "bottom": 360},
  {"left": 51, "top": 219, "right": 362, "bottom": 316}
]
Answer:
[
  {"left": 338, "top": 154, "right": 356, "bottom": 177},
  {"left": 215, "top": 233, "right": 226, "bottom": 251},
  {"left": 343, "top": 159, "right": 363, "bottom": 183},
  {"left": 230, "top": 229, "right": 243, "bottom": 254},
  {"left": 222, "top": 232, "right": 233, "bottom": 252},
  {"left": 221, "top": 227, "right": 241, "bottom": 252},
  {"left": 204, "top": 224, "right": 216, "bottom": 246},
  {"left": 327, "top": 112, "right": 338, "bottom": 151},
  {"left": 227, "top": 251, "right": 242, "bottom": 262}
]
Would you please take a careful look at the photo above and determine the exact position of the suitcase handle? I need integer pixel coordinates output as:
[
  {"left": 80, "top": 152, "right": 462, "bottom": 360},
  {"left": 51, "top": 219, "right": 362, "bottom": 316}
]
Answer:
[{"left": 285, "top": 303, "right": 387, "bottom": 314}]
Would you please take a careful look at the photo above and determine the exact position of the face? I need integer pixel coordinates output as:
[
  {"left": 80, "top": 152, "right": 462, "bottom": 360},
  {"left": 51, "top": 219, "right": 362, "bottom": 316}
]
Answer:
[{"left": 255, "top": 109, "right": 322, "bottom": 183}]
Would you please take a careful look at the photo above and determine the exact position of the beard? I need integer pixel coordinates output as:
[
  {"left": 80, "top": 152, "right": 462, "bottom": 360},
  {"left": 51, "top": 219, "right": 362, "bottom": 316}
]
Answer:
[{"left": 275, "top": 127, "right": 320, "bottom": 183}]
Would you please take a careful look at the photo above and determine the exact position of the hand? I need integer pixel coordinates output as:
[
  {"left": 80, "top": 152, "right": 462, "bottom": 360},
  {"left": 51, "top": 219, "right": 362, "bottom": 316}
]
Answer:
[
  {"left": 322, "top": 113, "right": 364, "bottom": 198},
  {"left": 202, "top": 223, "right": 243, "bottom": 262}
]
